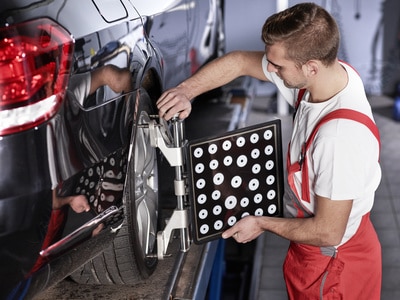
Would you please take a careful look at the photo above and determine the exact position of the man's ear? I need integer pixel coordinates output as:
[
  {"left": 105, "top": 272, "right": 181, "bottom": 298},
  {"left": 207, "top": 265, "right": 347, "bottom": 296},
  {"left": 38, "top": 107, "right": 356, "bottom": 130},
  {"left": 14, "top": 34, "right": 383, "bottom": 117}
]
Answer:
[{"left": 304, "top": 60, "right": 319, "bottom": 77}]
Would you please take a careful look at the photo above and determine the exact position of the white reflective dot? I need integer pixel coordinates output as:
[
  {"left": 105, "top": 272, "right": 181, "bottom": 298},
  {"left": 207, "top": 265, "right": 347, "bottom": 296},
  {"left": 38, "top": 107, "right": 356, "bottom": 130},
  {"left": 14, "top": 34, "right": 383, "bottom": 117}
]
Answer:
[
  {"left": 241, "top": 212, "right": 250, "bottom": 218},
  {"left": 195, "top": 163, "right": 205, "bottom": 174},
  {"left": 251, "top": 148, "right": 260, "bottom": 159},
  {"left": 266, "top": 175, "right": 275, "bottom": 185},
  {"left": 237, "top": 155, "right": 248, "bottom": 167},
  {"left": 265, "top": 160, "right": 274, "bottom": 170},
  {"left": 268, "top": 204, "right": 277, "bottom": 214},
  {"left": 248, "top": 178, "right": 259, "bottom": 191},
  {"left": 208, "top": 144, "right": 218, "bottom": 154},
  {"left": 197, "top": 194, "right": 207, "bottom": 204},
  {"left": 236, "top": 137, "right": 245, "bottom": 147},
  {"left": 264, "top": 129, "right": 273, "bottom": 140},
  {"left": 222, "top": 140, "right": 232, "bottom": 151},
  {"left": 227, "top": 216, "right": 237, "bottom": 226},
  {"left": 209, "top": 159, "right": 219, "bottom": 170},
  {"left": 200, "top": 224, "right": 209, "bottom": 234},
  {"left": 264, "top": 145, "right": 274, "bottom": 155},
  {"left": 194, "top": 147, "right": 203, "bottom": 158},
  {"left": 212, "top": 190, "right": 221, "bottom": 200},
  {"left": 223, "top": 156, "right": 233, "bottom": 166},
  {"left": 105, "top": 170, "right": 115, "bottom": 178},
  {"left": 214, "top": 220, "right": 223, "bottom": 230},
  {"left": 225, "top": 196, "right": 237, "bottom": 209},
  {"left": 254, "top": 193, "right": 263, "bottom": 204},
  {"left": 213, "top": 205, "right": 222, "bottom": 215},
  {"left": 196, "top": 178, "right": 206, "bottom": 189},
  {"left": 252, "top": 164, "right": 261, "bottom": 174},
  {"left": 240, "top": 197, "right": 250, "bottom": 207},
  {"left": 255, "top": 208, "right": 264, "bottom": 216},
  {"left": 250, "top": 133, "right": 259, "bottom": 144},
  {"left": 213, "top": 173, "right": 224, "bottom": 185},
  {"left": 199, "top": 209, "right": 208, "bottom": 219},
  {"left": 231, "top": 176, "right": 242, "bottom": 188},
  {"left": 267, "top": 189, "right": 276, "bottom": 200}
]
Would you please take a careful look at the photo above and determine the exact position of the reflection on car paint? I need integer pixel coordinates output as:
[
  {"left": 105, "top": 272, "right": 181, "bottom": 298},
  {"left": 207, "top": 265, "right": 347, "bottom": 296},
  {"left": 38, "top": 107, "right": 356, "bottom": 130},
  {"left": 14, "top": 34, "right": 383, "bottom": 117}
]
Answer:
[{"left": 0, "top": 0, "right": 225, "bottom": 298}]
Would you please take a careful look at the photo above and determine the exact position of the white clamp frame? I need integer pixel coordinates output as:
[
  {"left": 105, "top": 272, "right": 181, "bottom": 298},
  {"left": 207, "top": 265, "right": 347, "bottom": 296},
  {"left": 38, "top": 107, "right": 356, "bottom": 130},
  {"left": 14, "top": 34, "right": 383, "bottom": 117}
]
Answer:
[{"left": 147, "top": 116, "right": 191, "bottom": 260}]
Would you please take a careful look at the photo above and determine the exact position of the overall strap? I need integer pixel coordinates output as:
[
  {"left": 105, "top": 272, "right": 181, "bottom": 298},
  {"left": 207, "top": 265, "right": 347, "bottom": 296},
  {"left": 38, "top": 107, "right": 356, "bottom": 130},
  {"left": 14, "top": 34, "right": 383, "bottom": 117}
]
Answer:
[
  {"left": 296, "top": 89, "right": 306, "bottom": 109},
  {"left": 301, "top": 108, "right": 381, "bottom": 202},
  {"left": 293, "top": 89, "right": 306, "bottom": 119}
]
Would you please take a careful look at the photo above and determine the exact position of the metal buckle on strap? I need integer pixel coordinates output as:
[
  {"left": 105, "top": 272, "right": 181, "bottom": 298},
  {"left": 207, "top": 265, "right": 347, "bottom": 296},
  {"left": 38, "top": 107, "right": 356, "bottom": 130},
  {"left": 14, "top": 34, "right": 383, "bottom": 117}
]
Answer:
[
  {"left": 320, "top": 246, "right": 337, "bottom": 258},
  {"left": 298, "top": 143, "right": 306, "bottom": 170}
]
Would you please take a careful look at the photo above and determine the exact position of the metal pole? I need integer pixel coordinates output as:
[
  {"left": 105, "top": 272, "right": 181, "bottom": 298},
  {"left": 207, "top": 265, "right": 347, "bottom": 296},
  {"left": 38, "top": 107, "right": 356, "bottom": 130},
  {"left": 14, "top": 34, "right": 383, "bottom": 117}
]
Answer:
[{"left": 172, "top": 118, "right": 190, "bottom": 252}]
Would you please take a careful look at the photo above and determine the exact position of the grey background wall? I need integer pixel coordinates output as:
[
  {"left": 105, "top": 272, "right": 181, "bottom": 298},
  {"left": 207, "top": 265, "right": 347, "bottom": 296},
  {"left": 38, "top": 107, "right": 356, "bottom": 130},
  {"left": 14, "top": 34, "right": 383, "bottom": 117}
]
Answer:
[{"left": 224, "top": 0, "right": 394, "bottom": 96}]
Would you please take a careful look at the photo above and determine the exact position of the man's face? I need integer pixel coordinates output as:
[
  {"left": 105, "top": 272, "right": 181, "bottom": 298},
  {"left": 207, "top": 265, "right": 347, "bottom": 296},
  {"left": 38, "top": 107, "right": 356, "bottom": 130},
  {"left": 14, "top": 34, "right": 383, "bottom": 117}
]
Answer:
[{"left": 265, "top": 43, "right": 307, "bottom": 89}]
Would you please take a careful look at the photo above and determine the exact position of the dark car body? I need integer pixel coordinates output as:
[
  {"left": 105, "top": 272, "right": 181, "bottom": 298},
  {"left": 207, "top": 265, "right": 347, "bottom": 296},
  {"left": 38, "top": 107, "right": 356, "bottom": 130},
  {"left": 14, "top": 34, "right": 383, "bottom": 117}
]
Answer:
[{"left": 0, "top": 0, "right": 224, "bottom": 298}]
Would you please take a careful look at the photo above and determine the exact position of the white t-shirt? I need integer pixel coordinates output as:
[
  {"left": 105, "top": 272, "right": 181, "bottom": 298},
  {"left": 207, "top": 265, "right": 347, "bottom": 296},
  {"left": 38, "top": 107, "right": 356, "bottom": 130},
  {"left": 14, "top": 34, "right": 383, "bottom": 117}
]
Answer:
[
  {"left": 261, "top": 55, "right": 381, "bottom": 245},
  {"left": 68, "top": 72, "right": 92, "bottom": 106}
]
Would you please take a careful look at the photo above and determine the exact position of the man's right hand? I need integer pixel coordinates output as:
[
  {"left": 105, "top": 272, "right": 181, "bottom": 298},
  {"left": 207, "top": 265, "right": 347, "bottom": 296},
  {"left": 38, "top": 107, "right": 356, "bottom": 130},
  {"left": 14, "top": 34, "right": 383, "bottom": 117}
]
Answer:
[{"left": 156, "top": 85, "right": 193, "bottom": 120}]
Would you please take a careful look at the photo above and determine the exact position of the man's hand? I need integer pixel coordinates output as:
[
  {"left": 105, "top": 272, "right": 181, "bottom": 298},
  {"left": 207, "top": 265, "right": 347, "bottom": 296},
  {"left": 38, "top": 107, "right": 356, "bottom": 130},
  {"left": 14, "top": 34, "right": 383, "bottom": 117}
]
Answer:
[
  {"left": 52, "top": 190, "right": 90, "bottom": 213},
  {"left": 156, "top": 86, "right": 192, "bottom": 120},
  {"left": 222, "top": 216, "right": 264, "bottom": 243},
  {"left": 68, "top": 195, "right": 91, "bottom": 213}
]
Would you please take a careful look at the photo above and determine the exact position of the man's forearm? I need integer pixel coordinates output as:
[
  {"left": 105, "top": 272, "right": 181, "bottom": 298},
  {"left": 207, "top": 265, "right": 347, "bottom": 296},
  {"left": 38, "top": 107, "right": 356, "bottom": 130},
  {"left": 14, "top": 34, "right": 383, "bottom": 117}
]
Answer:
[
  {"left": 179, "top": 51, "right": 266, "bottom": 100},
  {"left": 157, "top": 51, "right": 266, "bottom": 120},
  {"left": 176, "top": 51, "right": 247, "bottom": 99},
  {"left": 261, "top": 216, "right": 331, "bottom": 246},
  {"left": 223, "top": 196, "right": 351, "bottom": 247}
]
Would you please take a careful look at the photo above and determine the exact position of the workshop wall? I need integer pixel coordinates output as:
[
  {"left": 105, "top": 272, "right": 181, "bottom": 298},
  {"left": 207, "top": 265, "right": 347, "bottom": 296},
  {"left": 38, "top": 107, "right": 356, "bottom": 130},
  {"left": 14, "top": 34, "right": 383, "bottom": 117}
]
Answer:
[{"left": 225, "top": 0, "right": 384, "bottom": 95}]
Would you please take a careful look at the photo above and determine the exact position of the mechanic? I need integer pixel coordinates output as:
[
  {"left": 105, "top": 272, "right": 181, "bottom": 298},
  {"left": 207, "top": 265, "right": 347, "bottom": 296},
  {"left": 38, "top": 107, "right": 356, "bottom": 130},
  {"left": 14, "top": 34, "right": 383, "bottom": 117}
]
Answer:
[{"left": 157, "top": 2, "right": 381, "bottom": 299}]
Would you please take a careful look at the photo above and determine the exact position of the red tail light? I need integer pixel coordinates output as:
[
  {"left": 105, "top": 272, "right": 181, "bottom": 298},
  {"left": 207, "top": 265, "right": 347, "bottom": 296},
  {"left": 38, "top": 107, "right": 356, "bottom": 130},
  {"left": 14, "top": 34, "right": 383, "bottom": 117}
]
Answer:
[{"left": 0, "top": 18, "right": 74, "bottom": 135}]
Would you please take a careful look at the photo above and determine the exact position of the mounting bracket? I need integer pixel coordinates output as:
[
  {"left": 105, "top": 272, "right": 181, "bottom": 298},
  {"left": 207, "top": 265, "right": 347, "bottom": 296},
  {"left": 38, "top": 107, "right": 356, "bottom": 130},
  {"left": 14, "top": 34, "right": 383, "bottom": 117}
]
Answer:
[{"left": 146, "top": 116, "right": 191, "bottom": 259}]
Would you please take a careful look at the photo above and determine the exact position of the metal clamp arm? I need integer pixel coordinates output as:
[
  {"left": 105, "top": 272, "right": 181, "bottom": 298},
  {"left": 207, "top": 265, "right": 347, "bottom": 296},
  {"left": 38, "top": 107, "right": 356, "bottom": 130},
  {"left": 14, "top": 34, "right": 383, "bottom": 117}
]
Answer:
[
  {"left": 148, "top": 119, "right": 183, "bottom": 167},
  {"left": 146, "top": 116, "right": 191, "bottom": 259},
  {"left": 157, "top": 209, "right": 189, "bottom": 259}
]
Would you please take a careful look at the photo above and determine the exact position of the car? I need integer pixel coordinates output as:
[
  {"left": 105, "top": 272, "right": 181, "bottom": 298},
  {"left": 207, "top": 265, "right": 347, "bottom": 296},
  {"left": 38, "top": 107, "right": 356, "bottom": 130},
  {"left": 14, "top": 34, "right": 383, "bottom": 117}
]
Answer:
[{"left": 0, "top": 0, "right": 225, "bottom": 298}]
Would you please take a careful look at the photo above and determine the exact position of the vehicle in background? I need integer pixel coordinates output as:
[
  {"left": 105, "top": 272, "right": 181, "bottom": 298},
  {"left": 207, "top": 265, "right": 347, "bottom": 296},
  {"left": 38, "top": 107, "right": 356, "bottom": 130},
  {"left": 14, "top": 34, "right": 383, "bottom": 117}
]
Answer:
[{"left": 0, "top": 0, "right": 224, "bottom": 298}]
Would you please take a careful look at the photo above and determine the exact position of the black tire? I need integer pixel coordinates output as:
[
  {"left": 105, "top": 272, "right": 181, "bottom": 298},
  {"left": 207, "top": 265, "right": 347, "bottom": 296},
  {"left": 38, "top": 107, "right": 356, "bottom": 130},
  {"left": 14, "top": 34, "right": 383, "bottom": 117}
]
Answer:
[{"left": 70, "top": 89, "right": 159, "bottom": 284}]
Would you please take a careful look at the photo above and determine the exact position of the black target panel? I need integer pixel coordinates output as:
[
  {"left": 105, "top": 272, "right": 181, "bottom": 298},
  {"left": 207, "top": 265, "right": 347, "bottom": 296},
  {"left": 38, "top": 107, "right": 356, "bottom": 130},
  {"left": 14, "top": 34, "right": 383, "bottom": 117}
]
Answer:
[{"left": 188, "top": 119, "right": 284, "bottom": 244}]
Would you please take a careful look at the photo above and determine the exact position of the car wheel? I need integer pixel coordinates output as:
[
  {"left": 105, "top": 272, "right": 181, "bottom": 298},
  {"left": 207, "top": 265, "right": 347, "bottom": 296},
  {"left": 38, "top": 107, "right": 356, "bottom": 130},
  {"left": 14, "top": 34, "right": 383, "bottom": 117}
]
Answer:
[{"left": 70, "top": 88, "right": 159, "bottom": 284}]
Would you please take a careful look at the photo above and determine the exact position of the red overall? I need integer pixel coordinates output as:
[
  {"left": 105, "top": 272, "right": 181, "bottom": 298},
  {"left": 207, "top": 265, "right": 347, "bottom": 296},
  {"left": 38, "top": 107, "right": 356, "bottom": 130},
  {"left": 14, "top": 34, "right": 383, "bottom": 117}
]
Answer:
[{"left": 283, "top": 90, "right": 382, "bottom": 299}]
